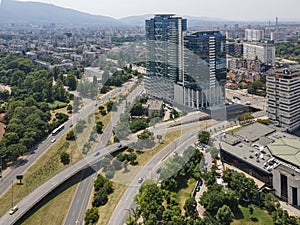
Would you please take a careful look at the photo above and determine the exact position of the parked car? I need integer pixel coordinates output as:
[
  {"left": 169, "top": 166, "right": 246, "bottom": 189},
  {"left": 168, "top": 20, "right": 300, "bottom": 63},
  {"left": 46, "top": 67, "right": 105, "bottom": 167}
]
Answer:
[{"left": 138, "top": 177, "right": 143, "bottom": 183}]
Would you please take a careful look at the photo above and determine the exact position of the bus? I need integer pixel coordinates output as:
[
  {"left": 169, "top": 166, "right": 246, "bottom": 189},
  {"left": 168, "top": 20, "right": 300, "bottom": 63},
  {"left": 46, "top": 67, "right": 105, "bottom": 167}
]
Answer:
[{"left": 52, "top": 124, "right": 65, "bottom": 136}]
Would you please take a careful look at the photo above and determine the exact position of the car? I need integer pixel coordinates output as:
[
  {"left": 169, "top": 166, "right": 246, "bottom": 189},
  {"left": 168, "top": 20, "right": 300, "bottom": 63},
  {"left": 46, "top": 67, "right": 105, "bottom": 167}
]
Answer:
[
  {"left": 156, "top": 167, "right": 161, "bottom": 173},
  {"left": 138, "top": 177, "right": 143, "bottom": 183},
  {"left": 51, "top": 138, "right": 56, "bottom": 143},
  {"left": 69, "top": 124, "right": 73, "bottom": 127},
  {"left": 117, "top": 144, "right": 122, "bottom": 148},
  {"left": 195, "top": 179, "right": 202, "bottom": 192},
  {"left": 9, "top": 205, "right": 18, "bottom": 215},
  {"left": 94, "top": 152, "right": 100, "bottom": 156}
]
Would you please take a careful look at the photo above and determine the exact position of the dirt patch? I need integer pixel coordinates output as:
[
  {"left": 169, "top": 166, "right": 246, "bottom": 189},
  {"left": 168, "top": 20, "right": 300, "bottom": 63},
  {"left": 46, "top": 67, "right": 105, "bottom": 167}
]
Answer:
[{"left": 0, "top": 113, "right": 6, "bottom": 140}]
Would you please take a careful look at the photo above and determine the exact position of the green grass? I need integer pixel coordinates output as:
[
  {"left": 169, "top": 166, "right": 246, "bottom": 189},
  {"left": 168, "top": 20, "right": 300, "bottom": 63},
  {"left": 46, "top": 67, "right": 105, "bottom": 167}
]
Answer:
[
  {"left": 178, "top": 178, "right": 197, "bottom": 214},
  {"left": 48, "top": 100, "right": 68, "bottom": 110},
  {"left": 231, "top": 205, "right": 273, "bottom": 225}
]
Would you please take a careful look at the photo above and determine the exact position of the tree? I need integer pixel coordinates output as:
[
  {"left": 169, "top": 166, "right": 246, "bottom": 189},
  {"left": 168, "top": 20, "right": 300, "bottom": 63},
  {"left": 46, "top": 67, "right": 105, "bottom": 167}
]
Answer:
[
  {"left": 96, "top": 121, "right": 104, "bottom": 134},
  {"left": 106, "top": 100, "right": 114, "bottom": 112},
  {"left": 60, "top": 152, "right": 70, "bottom": 165},
  {"left": 103, "top": 181, "right": 114, "bottom": 194},
  {"left": 184, "top": 197, "right": 196, "bottom": 217},
  {"left": 216, "top": 205, "right": 234, "bottom": 225},
  {"left": 67, "top": 104, "right": 72, "bottom": 113},
  {"left": 130, "top": 102, "right": 144, "bottom": 116},
  {"left": 237, "top": 112, "right": 254, "bottom": 125},
  {"left": 263, "top": 193, "right": 280, "bottom": 214},
  {"left": 93, "top": 189, "right": 108, "bottom": 207},
  {"left": 84, "top": 207, "right": 99, "bottom": 225},
  {"left": 198, "top": 131, "right": 210, "bottom": 145},
  {"left": 66, "top": 130, "right": 75, "bottom": 140},
  {"left": 94, "top": 174, "right": 108, "bottom": 192}
]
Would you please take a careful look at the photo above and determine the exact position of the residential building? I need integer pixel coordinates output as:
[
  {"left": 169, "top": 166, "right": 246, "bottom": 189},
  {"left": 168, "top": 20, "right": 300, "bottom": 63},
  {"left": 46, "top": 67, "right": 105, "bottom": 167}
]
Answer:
[
  {"left": 245, "top": 29, "right": 264, "bottom": 41},
  {"left": 243, "top": 42, "right": 275, "bottom": 66},
  {"left": 266, "top": 68, "right": 300, "bottom": 132}
]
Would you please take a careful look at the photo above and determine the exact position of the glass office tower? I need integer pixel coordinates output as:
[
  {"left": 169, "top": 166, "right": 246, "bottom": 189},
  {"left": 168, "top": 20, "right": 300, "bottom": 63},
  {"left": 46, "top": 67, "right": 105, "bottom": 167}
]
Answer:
[
  {"left": 183, "top": 31, "right": 226, "bottom": 108},
  {"left": 145, "top": 14, "right": 187, "bottom": 101},
  {"left": 145, "top": 16, "right": 226, "bottom": 110}
]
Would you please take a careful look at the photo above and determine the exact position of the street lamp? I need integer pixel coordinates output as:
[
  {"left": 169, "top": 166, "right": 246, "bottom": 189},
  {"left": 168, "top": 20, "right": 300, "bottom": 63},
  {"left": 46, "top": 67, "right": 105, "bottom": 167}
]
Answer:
[{"left": 11, "top": 180, "right": 14, "bottom": 208}]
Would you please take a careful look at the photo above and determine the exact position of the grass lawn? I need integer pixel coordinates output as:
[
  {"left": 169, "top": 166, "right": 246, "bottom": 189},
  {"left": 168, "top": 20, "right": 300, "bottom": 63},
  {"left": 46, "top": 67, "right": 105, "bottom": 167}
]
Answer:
[
  {"left": 48, "top": 100, "right": 68, "bottom": 110},
  {"left": 231, "top": 205, "right": 273, "bottom": 225},
  {"left": 0, "top": 133, "right": 82, "bottom": 217},
  {"left": 21, "top": 177, "right": 79, "bottom": 225},
  {"left": 96, "top": 183, "right": 127, "bottom": 225},
  {"left": 178, "top": 178, "right": 197, "bottom": 215},
  {"left": 111, "top": 130, "right": 182, "bottom": 185}
]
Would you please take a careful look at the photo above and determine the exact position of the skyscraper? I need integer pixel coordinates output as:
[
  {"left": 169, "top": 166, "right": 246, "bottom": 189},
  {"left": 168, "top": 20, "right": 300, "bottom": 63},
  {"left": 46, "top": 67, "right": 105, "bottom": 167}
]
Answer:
[
  {"left": 145, "top": 14, "right": 187, "bottom": 101},
  {"left": 183, "top": 31, "right": 226, "bottom": 108},
  {"left": 145, "top": 15, "right": 226, "bottom": 110}
]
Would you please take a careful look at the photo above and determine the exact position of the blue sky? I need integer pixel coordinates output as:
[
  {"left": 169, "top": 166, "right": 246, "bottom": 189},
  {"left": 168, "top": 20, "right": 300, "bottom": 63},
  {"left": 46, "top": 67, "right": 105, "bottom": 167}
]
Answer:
[{"left": 14, "top": 0, "right": 300, "bottom": 21}]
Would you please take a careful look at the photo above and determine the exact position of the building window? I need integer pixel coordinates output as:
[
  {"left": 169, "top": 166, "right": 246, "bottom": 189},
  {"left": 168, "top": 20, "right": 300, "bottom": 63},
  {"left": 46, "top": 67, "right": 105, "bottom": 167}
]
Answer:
[
  {"left": 292, "top": 187, "right": 298, "bottom": 206},
  {"left": 280, "top": 174, "right": 288, "bottom": 201}
]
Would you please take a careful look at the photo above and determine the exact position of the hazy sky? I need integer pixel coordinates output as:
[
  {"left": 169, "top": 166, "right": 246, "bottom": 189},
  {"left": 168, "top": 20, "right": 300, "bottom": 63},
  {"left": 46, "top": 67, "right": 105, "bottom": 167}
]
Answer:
[{"left": 15, "top": 0, "right": 300, "bottom": 21}]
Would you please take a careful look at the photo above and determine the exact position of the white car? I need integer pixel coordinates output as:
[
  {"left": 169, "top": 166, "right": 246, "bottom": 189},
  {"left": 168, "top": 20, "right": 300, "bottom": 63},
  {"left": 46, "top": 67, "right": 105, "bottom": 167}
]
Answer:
[
  {"left": 138, "top": 177, "right": 143, "bottom": 183},
  {"left": 51, "top": 138, "right": 56, "bottom": 143}
]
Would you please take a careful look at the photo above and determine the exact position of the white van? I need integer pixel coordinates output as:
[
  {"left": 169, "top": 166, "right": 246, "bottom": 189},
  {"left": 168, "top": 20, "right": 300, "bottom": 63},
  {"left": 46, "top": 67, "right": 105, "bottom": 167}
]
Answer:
[{"left": 9, "top": 205, "right": 18, "bottom": 215}]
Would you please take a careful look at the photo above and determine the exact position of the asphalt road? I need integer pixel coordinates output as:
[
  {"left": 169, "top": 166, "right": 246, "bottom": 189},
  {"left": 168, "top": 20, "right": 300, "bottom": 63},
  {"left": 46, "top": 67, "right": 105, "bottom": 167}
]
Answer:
[
  {"left": 226, "top": 89, "right": 266, "bottom": 111},
  {"left": 63, "top": 80, "right": 144, "bottom": 225},
  {"left": 0, "top": 97, "right": 96, "bottom": 198},
  {"left": 0, "top": 106, "right": 213, "bottom": 225},
  {"left": 107, "top": 125, "right": 204, "bottom": 225}
]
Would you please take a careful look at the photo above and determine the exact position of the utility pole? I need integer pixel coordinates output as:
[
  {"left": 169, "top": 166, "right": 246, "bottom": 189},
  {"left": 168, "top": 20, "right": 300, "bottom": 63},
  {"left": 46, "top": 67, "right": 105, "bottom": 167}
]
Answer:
[{"left": 11, "top": 180, "right": 13, "bottom": 208}]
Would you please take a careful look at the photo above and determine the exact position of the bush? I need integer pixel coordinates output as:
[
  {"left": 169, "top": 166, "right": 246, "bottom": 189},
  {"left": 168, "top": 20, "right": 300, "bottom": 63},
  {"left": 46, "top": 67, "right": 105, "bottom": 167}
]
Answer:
[
  {"left": 66, "top": 130, "right": 75, "bottom": 140},
  {"left": 60, "top": 152, "right": 70, "bottom": 165}
]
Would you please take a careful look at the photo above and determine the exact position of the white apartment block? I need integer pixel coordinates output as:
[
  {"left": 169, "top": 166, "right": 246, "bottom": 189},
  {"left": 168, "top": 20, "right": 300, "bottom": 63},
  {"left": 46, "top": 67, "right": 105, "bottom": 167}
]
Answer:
[
  {"left": 245, "top": 29, "right": 264, "bottom": 41},
  {"left": 267, "top": 69, "right": 300, "bottom": 132},
  {"left": 243, "top": 42, "right": 275, "bottom": 65}
]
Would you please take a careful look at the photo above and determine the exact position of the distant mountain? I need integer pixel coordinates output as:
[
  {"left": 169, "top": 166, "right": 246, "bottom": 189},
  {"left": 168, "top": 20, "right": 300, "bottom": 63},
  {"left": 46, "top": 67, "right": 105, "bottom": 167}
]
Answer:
[
  {"left": 119, "top": 14, "right": 154, "bottom": 26},
  {"left": 119, "top": 14, "right": 230, "bottom": 27},
  {"left": 0, "top": 0, "right": 123, "bottom": 26}
]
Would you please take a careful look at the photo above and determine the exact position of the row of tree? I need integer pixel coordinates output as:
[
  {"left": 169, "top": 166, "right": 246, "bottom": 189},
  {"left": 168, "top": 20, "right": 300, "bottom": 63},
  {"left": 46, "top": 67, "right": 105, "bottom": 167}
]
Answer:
[{"left": 85, "top": 174, "right": 114, "bottom": 224}]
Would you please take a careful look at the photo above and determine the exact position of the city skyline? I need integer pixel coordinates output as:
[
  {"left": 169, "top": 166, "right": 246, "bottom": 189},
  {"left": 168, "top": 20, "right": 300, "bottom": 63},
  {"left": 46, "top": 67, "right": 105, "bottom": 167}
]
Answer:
[{"left": 10, "top": 0, "right": 300, "bottom": 22}]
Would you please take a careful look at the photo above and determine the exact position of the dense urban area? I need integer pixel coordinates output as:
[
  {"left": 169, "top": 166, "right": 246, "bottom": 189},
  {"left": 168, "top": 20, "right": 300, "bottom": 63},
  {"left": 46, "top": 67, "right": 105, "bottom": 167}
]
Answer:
[{"left": 0, "top": 1, "right": 300, "bottom": 225}]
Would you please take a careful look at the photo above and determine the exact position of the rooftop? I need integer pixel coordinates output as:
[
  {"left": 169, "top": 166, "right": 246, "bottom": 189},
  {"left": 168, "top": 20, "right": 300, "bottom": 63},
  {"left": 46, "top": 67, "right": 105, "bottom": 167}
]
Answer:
[
  {"left": 267, "top": 138, "right": 300, "bottom": 168},
  {"left": 235, "top": 123, "right": 275, "bottom": 142}
]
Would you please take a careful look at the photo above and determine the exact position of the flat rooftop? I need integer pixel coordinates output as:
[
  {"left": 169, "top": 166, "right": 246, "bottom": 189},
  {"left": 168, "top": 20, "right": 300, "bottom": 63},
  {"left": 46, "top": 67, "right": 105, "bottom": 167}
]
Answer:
[
  {"left": 235, "top": 123, "right": 275, "bottom": 142},
  {"left": 221, "top": 138, "right": 273, "bottom": 173}
]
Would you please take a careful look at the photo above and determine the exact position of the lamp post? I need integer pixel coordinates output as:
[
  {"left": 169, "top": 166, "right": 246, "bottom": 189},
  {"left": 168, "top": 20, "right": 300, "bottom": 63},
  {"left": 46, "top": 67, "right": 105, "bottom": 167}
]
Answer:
[{"left": 11, "top": 180, "right": 14, "bottom": 208}]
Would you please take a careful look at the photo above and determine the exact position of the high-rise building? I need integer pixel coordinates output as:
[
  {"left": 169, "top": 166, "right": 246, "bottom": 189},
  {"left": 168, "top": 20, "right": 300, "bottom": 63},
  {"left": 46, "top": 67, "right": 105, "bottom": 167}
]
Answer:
[
  {"left": 243, "top": 42, "right": 275, "bottom": 66},
  {"left": 145, "top": 14, "right": 187, "bottom": 101},
  {"left": 183, "top": 31, "right": 226, "bottom": 108},
  {"left": 145, "top": 15, "right": 226, "bottom": 110},
  {"left": 266, "top": 68, "right": 300, "bottom": 132}
]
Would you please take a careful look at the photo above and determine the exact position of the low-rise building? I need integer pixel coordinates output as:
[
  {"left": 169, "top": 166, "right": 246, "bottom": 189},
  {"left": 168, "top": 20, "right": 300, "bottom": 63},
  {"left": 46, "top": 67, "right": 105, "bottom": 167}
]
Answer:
[{"left": 220, "top": 123, "right": 300, "bottom": 207}]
